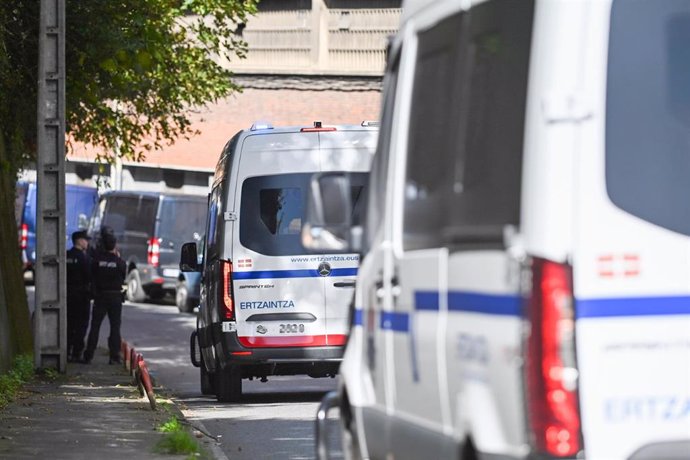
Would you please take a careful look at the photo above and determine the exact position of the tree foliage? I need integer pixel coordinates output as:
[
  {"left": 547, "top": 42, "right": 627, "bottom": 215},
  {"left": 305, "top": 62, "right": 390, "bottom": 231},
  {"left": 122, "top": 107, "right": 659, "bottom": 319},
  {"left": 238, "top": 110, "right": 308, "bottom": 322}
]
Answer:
[
  {"left": 1, "top": 0, "right": 257, "bottom": 170},
  {"left": 66, "top": 0, "right": 258, "bottom": 162},
  {"left": 0, "top": 0, "right": 258, "bottom": 371}
]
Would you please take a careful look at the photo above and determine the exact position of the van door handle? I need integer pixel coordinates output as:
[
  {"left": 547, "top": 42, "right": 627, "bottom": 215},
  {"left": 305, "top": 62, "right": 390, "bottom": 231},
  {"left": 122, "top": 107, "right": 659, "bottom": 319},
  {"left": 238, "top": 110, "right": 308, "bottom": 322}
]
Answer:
[
  {"left": 334, "top": 281, "right": 356, "bottom": 288},
  {"left": 375, "top": 279, "right": 385, "bottom": 299},
  {"left": 391, "top": 276, "right": 401, "bottom": 298}
]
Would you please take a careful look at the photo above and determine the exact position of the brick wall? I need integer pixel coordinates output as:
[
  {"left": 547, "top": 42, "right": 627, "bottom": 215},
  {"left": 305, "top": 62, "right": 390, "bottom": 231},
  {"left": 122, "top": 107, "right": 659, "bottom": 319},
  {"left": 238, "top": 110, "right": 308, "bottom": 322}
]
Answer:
[{"left": 68, "top": 77, "right": 383, "bottom": 172}]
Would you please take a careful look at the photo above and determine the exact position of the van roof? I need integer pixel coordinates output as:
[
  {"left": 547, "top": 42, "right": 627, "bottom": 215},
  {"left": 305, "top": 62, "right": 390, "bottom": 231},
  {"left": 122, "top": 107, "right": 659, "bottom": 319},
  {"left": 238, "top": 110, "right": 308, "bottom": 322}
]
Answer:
[
  {"left": 400, "top": 0, "right": 436, "bottom": 23},
  {"left": 242, "top": 122, "right": 379, "bottom": 136},
  {"left": 100, "top": 190, "right": 206, "bottom": 200}
]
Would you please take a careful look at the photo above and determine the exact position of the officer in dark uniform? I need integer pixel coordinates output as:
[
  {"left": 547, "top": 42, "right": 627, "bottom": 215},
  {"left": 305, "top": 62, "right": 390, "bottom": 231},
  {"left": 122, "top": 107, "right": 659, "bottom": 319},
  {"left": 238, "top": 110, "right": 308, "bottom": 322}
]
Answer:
[
  {"left": 87, "top": 225, "right": 115, "bottom": 259},
  {"left": 66, "top": 230, "right": 92, "bottom": 362},
  {"left": 83, "top": 232, "right": 126, "bottom": 364}
]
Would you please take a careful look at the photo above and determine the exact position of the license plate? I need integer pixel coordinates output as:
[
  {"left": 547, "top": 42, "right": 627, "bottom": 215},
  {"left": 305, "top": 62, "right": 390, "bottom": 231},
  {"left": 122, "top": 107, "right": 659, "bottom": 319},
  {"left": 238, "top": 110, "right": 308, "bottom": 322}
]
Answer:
[
  {"left": 279, "top": 323, "right": 306, "bottom": 334},
  {"left": 162, "top": 268, "right": 179, "bottom": 278}
]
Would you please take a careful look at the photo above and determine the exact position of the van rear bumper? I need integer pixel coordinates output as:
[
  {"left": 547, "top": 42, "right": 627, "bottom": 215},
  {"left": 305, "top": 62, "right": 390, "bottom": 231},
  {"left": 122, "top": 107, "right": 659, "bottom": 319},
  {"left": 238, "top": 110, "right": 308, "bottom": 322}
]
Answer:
[
  {"left": 219, "top": 330, "right": 344, "bottom": 362},
  {"left": 212, "top": 329, "right": 344, "bottom": 378},
  {"left": 137, "top": 263, "right": 178, "bottom": 297}
]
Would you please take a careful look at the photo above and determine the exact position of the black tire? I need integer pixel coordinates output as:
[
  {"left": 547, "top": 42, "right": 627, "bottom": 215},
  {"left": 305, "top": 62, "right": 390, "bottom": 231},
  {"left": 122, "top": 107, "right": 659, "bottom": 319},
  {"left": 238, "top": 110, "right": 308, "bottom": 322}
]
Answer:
[
  {"left": 341, "top": 394, "right": 363, "bottom": 460},
  {"left": 215, "top": 364, "right": 242, "bottom": 402},
  {"left": 200, "top": 353, "right": 215, "bottom": 395},
  {"left": 342, "top": 424, "right": 363, "bottom": 460},
  {"left": 126, "top": 269, "right": 146, "bottom": 303},
  {"left": 175, "top": 280, "right": 194, "bottom": 313}
]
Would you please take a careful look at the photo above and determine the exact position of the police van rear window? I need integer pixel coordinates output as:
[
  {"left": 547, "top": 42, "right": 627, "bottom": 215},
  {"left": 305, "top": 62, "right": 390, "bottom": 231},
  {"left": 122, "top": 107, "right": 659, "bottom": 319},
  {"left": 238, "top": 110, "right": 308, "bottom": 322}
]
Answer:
[
  {"left": 158, "top": 198, "right": 207, "bottom": 244},
  {"left": 606, "top": 0, "right": 690, "bottom": 236},
  {"left": 102, "top": 195, "right": 157, "bottom": 236},
  {"left": 403, "top": 1, "right": 533, "bottom": 250},
  {"left": 240, "top": 173, "right": 367, "bottom": 256}
]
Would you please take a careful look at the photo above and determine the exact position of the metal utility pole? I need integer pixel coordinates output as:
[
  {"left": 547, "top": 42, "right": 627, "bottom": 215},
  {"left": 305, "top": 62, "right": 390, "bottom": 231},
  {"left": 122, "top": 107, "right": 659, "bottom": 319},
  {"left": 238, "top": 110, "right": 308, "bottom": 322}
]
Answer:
[{"left": 35, "top": 0, "right": 66, "bottom": 372}]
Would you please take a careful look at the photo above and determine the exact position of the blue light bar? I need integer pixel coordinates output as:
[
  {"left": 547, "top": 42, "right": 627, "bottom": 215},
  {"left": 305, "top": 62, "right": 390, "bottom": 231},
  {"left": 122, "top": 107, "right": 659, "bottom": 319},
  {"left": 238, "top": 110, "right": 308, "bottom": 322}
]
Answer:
[{"left": 250, "top": 121, "right": 274, "bottom": 131}]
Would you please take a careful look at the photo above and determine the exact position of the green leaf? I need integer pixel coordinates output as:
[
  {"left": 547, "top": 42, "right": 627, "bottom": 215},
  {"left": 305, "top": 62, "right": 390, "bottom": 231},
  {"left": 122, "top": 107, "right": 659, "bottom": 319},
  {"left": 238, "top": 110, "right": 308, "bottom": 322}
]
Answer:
[
  {"left": 99, "top": 58, "right": 117, "bottom": 72},
  {"left": 136, "top": 50, "right": 152, "bottom": 70}
]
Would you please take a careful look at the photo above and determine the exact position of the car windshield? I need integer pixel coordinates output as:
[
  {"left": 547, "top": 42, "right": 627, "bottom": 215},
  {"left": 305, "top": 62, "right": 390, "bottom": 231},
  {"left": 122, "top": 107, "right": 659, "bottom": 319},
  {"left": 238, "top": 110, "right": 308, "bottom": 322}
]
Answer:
[{"left": 606, "top": 0, "right": 690, "bottom": 236}]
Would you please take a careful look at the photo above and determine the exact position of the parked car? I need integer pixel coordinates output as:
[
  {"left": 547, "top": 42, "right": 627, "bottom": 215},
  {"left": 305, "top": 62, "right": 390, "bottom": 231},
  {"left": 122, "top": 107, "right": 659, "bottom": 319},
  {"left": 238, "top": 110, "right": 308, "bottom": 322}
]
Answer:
[
  {"left": 15, "top": 181, "right": 97, "bottom": 283},
  {"left": 176, "top": 237, "right": 204, "bottom": 313},
  {"left": 89, "top": 190, "right": 206, "bottom": 303},
  {"left": 176, "top": 271, "right": 201, "bottom": 313},
  {"left": 181, "top": 122, "right": 377, "bottom": 402},
  {"left": 307, "top": 1, "right": 690, "bottom": 460}
]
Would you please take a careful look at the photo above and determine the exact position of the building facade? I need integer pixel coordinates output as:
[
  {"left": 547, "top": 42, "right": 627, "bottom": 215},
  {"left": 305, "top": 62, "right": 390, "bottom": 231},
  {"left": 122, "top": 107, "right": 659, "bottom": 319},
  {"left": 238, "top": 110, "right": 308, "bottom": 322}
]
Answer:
[{"left": 64, "top": 0, "right": 402, "bottom": 195}]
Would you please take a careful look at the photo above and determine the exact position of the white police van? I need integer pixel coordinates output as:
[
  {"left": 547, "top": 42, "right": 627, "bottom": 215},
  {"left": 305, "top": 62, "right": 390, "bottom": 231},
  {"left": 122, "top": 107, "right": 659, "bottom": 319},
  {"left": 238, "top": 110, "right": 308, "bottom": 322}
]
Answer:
[
  {"left": 307, "top": 1, "right": 690, "bottom": 459},
  {"left": 181, "top": 122, "right": 377, "bottom": 402}
]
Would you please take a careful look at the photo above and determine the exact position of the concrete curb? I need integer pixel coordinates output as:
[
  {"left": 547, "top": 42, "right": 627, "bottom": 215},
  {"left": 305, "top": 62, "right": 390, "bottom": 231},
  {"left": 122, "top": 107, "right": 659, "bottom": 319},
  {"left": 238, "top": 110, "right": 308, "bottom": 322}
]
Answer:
[
  {"left": 121, "top": 339, "right": 155, "bottom": 410},
  {"left": 180, "top": 412, "right": 231, "bottom": 460},
  {"left": 121, "top": 339, "right": 226, "bottom": 459}
]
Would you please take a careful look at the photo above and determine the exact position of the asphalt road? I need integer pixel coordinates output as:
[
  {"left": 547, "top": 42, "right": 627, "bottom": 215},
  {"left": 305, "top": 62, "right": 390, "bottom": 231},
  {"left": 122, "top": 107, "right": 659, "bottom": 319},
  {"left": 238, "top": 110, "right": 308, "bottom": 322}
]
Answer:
[
  {"left": 120, "top": 300, "right": 343, "bottom": 460},
  {"left": 24, "top": 287, "right": 343, "bottom": 459}
]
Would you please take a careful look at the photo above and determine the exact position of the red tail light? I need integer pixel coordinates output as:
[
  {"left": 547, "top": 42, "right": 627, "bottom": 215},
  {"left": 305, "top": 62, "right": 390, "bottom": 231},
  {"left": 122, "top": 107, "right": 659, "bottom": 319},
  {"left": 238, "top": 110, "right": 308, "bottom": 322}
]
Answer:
[
  {"left": 220, "top": 260, "right": 234, "bottom": 320},
  {"left": 147, "top": 237, "right": 161, "bottom": 267},
  {"left": 20, "top": 223, "right": 28, "bottom": 250},
  {"left": 526, "top": 258, "right": 581, "bottom": 457}
]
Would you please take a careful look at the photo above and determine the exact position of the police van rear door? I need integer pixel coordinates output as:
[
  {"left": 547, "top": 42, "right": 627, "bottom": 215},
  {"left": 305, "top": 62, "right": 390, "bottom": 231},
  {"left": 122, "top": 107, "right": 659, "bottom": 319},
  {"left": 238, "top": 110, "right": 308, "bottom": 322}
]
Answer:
[{"left": 574, "top": 2, "right": 690, "bottom": 458}]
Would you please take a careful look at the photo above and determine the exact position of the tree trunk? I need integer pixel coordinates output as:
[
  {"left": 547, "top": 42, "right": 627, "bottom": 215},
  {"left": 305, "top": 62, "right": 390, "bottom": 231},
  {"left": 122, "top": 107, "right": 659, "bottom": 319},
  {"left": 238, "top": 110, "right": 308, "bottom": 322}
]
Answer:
[{"left": 0, "top": 135, "right": 32, "bottom": 374}]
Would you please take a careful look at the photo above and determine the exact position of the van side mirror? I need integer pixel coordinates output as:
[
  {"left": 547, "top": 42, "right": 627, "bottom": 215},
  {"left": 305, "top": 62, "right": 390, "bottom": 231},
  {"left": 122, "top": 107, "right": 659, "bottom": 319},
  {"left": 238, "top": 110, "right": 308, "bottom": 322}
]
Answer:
[
  {"left": 180, "top": 242, "right": 200, "bottom": 272},
  {"left": 302, "top": 173, "right": 358, "bottom": 252},
  {"left": 77, "top": 213, "right": 89, "bottom": 229}
]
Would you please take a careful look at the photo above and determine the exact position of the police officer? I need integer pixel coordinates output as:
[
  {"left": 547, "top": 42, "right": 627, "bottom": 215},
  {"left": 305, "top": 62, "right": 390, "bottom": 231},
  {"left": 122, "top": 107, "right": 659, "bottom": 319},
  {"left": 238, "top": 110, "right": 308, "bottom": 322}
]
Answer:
[
  {"left": 83, "top": 232, "right": 126, "bottom": 364},
  {"left": 87, "top": 225, "right": 114, "bottom": 259},
  {"left": 66, "top": 230, "right": 92, "bottom": 362}
]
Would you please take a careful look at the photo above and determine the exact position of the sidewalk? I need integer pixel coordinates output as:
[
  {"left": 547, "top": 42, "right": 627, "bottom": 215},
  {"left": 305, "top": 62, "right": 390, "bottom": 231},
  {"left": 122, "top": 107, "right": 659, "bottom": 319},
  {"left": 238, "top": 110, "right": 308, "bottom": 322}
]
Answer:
[{"left": 0, "top": 348, "right": 218, "bottom": 460}]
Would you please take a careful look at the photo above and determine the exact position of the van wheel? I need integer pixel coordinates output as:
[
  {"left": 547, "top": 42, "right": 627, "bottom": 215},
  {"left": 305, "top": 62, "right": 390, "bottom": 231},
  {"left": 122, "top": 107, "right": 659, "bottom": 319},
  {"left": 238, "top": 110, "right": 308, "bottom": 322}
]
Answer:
[
  {"left": 342, "top": 425, "right": 363, "bottom": 460},
  {"left": 341, "top": 395, "right": 362, "bottom": 460},
  {"left": 200, "top": 354, "right": 215, "bottom": 395},
  {"left": 176, "top": 280, "right": 194, "bottom": 313},
  {"left": 215, "top": 364, "right": 242, "bottom": 402},
  {"left": 126, "top": 270, "right": 146, "bottom": 303}
]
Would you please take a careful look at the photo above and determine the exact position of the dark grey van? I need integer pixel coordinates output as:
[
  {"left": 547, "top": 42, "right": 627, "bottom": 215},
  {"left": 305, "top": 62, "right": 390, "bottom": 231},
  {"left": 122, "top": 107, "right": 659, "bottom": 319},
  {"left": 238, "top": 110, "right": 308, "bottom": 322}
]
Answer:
[{"left": 89, "top": 191, "right": 206, "bottom": 303}]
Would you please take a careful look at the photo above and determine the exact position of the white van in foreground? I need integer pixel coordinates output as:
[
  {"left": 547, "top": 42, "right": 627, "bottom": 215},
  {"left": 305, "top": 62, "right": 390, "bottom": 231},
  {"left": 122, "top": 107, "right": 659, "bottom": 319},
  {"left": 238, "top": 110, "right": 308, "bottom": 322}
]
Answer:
[
  {"left": 181, "top": 122, "right": 377, "bottom": 402},
  {"left": 307, "top": 1, "right": 690, "bottom": 459}
]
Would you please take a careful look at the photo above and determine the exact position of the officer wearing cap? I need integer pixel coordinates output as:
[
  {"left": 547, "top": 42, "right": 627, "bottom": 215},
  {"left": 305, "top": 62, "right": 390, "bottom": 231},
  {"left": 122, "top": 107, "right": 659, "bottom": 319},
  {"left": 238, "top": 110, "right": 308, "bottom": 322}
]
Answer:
[
  {"left": 66, "top": 230, "right": 92, "bottom": 362},
  {"left": 83, "top": 231, "right": 126, "bottom": 364}
]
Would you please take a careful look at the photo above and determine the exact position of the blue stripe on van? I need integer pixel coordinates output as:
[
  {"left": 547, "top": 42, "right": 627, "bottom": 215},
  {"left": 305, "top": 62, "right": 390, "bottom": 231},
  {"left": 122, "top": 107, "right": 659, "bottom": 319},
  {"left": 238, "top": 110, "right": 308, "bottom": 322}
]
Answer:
[
  {"left": 379, "top": 311, "right": 409, "bottom": 332},
  {"left": 448, "top": 291, "right": 522, "bottom": 316},
  {"left": 366, "top": 292, "right": 689, "bottom": 333},
  {"left": 353, "top": 309, "right": 363, "bottom": 326},
  {"left": 414, "top": 291, "right": 521, "bottom": 316},
  {"left": 414, "top": 291, "right": 441, "bottom": 311},
  {"left": 233, "top": 267, "right": 358, "bottom": 280},
  {"left": 576, "top": 296, "right": 690, "bottom": 318}
]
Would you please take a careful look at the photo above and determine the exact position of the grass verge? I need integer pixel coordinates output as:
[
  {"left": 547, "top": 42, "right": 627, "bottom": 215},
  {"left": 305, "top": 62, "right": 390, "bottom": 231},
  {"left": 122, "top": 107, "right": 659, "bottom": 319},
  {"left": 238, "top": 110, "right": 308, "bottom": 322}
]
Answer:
[
  {"left": 154, "top": 416, "right": 202, "bottom": 458},
  {"left": 0, "top": 354, "right": 34, "bottom": 409}
]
